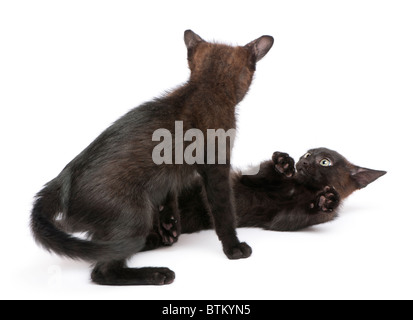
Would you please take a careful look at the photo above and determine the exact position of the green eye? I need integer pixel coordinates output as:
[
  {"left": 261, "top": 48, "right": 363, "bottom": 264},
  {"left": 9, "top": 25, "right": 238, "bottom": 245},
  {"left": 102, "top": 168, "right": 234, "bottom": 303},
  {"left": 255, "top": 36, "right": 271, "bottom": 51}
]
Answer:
[
  {"left": 304, "top": 153, "right": 311, "bottom": 159},
  {"left": 320, "top": 159, "right": 332, "bottom": 167}
]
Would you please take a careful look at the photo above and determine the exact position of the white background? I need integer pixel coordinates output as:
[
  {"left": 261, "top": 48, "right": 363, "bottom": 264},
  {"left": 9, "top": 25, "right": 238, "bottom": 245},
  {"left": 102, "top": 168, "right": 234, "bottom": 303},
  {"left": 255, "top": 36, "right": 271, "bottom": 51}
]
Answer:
[{"left": 1, "top": 0, "right": 412, "bottom": 300}]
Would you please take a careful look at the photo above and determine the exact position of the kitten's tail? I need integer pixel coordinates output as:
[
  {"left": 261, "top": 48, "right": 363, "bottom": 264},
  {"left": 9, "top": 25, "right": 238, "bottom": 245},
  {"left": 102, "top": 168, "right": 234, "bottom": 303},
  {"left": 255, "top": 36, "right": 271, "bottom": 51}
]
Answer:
[{"left": 30, "top": 179, "right": 145, "bottom": 262}]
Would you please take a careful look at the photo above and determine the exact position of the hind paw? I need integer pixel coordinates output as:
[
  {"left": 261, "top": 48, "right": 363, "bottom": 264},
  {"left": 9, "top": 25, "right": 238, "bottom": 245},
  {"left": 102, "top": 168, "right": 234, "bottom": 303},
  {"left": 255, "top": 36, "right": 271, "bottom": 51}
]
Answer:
[{"left": 159, "top": 206, "right": 179, "bottom": 246}]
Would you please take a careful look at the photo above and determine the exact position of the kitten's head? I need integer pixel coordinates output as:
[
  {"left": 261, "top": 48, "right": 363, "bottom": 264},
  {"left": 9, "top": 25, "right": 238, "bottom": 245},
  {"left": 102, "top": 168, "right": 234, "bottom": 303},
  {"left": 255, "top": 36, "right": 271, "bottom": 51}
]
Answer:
[
  {"left": 295, "top": 148, "right": 386, "bottom": 199},
  {"left": 184, "top": 30, "right": 274, "bottom": 103}
]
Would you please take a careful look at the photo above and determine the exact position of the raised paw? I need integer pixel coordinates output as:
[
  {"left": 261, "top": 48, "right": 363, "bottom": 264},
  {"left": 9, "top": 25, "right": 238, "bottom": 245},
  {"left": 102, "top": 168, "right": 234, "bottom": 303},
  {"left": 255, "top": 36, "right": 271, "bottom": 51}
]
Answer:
[
  {"left": 224, "top": 242, "right": 252, "bottom": 260},
  {"left": 313, "top": 186, "right": 340, "bottom": 212},
  {"left": 159, "top": 205, "right": 180, "bottom": 246},
  {"left": 272, "top": 152, "right": 295, "bottom": 178}
]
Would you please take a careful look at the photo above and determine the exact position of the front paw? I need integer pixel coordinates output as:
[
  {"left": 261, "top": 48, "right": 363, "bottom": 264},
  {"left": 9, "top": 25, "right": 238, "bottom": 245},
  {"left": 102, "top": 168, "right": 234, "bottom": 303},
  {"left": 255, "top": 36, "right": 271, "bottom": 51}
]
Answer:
[
  {"left": 224, "top": 242, "right": 252, "bottom": 260},
  {"left": 272, "top": 152, "right": 295, "bottom": 178},
  {"left": 312, "top": 186, "right": 340, "bottom": 212}
]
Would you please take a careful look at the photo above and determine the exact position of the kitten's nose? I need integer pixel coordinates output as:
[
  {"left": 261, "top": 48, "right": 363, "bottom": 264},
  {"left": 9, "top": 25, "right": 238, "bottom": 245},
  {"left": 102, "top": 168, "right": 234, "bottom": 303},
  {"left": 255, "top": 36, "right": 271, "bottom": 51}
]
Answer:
[{"left": 302, "top": 160, "right": 309, "bottom": 167}]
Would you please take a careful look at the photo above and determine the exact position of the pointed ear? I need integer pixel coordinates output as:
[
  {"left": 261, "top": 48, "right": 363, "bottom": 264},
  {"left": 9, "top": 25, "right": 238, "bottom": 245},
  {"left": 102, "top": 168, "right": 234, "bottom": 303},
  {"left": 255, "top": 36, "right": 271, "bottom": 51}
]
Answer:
[
  {"left": 351, "top": 166, "right": 387, "bottom": 189},
  {"left": 245, "top": 35, "right": 274, "bottom": 62},
  {"left": 184, "top": 30, "right": 204, "bottom": 50}
]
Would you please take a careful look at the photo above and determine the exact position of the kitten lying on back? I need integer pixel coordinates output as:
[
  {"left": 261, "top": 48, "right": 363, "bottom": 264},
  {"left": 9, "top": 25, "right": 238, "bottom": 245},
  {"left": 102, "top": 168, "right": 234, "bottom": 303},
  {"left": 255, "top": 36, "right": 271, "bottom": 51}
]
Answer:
[{"left": 145, "top": 148, "right": 386, "bottom": 249}]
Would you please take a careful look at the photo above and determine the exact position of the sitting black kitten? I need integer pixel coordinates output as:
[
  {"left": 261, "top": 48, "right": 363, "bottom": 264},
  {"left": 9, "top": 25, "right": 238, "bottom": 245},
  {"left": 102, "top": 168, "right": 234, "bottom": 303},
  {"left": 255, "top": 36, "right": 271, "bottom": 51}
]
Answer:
[{"left": 144, "top": 148, "right": 386, "bottom": 250}]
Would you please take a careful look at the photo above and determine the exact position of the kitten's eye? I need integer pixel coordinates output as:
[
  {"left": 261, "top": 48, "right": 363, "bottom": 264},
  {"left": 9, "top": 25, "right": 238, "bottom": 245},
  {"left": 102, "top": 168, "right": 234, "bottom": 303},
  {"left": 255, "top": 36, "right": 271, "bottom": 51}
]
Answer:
[
  {"left": 304, "top": 153, "right": 311, "bottom": 159},
  {"left": 320, "top": 159, "right": 332, "bottom": 167}
]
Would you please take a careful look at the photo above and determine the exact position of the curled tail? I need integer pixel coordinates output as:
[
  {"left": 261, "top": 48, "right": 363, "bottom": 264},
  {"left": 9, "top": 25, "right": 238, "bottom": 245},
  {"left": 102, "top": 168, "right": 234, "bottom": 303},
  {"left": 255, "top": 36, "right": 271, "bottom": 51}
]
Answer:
[{"left": 30, "top": 179, "right": 145, "bottom": 262}]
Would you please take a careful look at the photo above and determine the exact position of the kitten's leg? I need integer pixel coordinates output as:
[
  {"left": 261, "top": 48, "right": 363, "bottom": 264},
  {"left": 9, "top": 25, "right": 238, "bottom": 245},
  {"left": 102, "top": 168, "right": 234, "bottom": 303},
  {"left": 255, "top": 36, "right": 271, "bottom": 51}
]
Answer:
[
  {"left": 301, "top": 186, "right": 340, "bottom": 227},
  {"left": 141, "top": 193, "right": 181, "bottom": 251},
  {"left": 310, "top": 186, "right": 341, "bottom": 213},
  {"left": 268, "top": 187, "right": 340, "bottom": 231},
  {"left": 240, "top": 152, "right": 295, "bottom": 186},
  {"left": 140, "top": 207, "right": 163, "bottom": 252},
  {"left": 140, "top": 191, "right": 181, "bottom": 251},
  {"left": 91, "top": 260, "right": 175, "bottom": 286},
  {"left": 268, "top": 207, "right": 338, "bottom": 231},
  {"left": 141, "top": 232, "right": 164, "bottom": 252},
  {"left": 89, "top": 197, "right": 175, "bottom": 285},
  {"left": 272, "top": 152, "right": 295, "bottom": 178},
  {"left": 158, "top": 192, "right": 181, "bottom": 246},
  {"left": 201, "top": 164, "right": 252, "bottom": 260}
]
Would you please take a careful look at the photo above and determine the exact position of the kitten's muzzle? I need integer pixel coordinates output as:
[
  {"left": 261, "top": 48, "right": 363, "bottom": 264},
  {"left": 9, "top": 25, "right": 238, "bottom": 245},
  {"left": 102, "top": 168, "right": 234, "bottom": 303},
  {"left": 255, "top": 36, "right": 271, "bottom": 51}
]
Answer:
[
  {"left": 297, "top": 168, "right": 308, "bottom": 177},
  {"left": 296, "top": 161, "right": 309, "bottom": 176}
]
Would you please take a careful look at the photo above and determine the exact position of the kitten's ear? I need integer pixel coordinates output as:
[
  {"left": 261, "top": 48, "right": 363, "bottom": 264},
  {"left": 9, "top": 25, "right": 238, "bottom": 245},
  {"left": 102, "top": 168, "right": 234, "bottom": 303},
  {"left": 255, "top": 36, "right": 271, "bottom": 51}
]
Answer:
[
  {"left": 245, "top": 36, "right": 274, "bottom": 62},
  {"left": 351, "top": 166, "right": 387, "bottom": 189},
  {"left": 184, "top": 30, "right": 204, "bottom": 51}
]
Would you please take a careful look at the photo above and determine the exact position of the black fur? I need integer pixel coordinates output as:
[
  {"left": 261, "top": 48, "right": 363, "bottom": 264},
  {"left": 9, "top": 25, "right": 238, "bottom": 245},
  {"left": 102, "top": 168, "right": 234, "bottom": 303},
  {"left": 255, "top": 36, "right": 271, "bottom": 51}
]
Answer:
[
  {"left": 147, "top": 148, "right": 386, "bottom": 249},
  {"left": 30, "top": 30, "right": 274, "bottom": 286}
]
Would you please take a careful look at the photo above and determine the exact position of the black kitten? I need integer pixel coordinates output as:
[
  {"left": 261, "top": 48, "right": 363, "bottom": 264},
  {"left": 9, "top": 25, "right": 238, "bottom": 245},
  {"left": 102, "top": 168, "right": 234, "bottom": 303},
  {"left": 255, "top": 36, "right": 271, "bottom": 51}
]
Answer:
[
  {"left": 145, "top": 148, "right": 386, "bottom": 249},
  {"left": 30, "top": 30, "right": 274, "bottom": 286}
]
